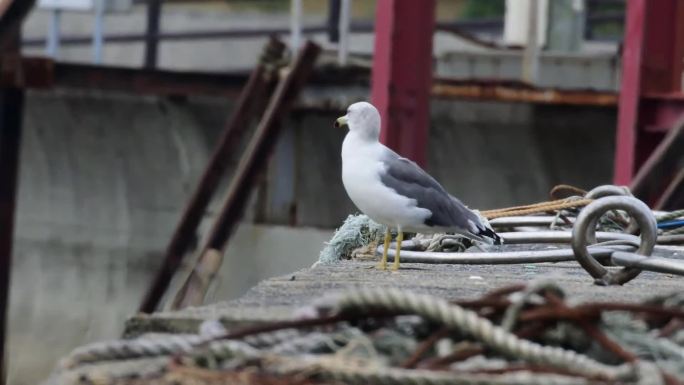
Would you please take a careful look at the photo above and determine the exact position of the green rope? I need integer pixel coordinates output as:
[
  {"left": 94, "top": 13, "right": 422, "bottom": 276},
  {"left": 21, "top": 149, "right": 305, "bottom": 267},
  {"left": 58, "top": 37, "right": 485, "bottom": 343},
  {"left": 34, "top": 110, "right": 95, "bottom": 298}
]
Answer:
[
  {"left": 656, "top": 209, "right": 684, "bottom": 222},
  {"left": 319, "top": 214, "right": 386, "bottom": 263},
  {"left": 664, "top": 226, "right": 684, "bottom": 236}
]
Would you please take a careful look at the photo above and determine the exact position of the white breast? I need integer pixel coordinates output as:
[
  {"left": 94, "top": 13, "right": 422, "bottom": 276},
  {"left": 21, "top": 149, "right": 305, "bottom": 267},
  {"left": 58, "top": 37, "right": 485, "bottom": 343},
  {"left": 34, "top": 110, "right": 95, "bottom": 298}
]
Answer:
[{"left": 341, "top": 133, "right": 430, "bottom": 229}]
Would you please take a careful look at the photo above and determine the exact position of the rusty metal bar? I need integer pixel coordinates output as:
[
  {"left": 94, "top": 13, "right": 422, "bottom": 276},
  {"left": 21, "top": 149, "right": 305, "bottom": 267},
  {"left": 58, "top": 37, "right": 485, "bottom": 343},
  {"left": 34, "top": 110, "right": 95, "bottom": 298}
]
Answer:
[
  {"left": 52, "top": 62, "right": 245, "bottom": 98},
  {"left": 0, "top": 86, "right": 22, "bottom": 385},
  {"left": 1, "top": 55, "right": 620, "bottom": 108},
  {"left": 0, "top": 5, "right": 32, "bottom": 381},
  {"left": 371, "top": 0, "right": 435, "bottom": 167},
  {"left": 138, "top": 39, "right": 285, "bottom": 313},
  {"left": 432, "top": 79, "right": 618, "bottom": 106},
  {"left": 630, "top": 119, "right": 684, "bottom": 207},
  {"left": 654, "top": 169, "right": 684, "bottom": 211},
  {"left": 0, "top": 0, "right": 35, "bottom": 49},
  {"left": 170, "top": 41, "right": 321, "bottom": 310}
]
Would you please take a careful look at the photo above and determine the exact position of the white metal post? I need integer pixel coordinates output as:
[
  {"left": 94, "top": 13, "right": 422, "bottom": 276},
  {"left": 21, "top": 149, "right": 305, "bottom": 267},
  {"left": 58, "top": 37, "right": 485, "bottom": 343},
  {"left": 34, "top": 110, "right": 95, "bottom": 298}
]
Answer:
[
  {"left": 92, "top": 0, "right": 105, "bottom": 63},
  {"left": 290, "top": 0, "right": 303, "bottom": 52},
  {"left": 522, "top": 0, "right": 540, "bottom": 84},
  {"left": 337, "top": 0, "right": 351, "bottom": 65},
  {"left": 46, "top": 9, "right": 62, "bottom": 58}
]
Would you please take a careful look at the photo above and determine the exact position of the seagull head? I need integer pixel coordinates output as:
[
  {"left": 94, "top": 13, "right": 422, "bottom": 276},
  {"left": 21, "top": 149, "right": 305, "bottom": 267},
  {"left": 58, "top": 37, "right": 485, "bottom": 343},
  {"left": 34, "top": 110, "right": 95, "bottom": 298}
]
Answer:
[{"left": 335, "top": 101, "right": 381, "bottom": 140}]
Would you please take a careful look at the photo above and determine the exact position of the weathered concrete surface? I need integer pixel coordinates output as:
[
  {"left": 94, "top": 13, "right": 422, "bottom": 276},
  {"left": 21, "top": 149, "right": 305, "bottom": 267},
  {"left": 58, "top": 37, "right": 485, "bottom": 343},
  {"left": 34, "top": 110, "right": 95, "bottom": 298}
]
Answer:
[{"left": 126, "top": 246, "right": 684, "bottom": 337}]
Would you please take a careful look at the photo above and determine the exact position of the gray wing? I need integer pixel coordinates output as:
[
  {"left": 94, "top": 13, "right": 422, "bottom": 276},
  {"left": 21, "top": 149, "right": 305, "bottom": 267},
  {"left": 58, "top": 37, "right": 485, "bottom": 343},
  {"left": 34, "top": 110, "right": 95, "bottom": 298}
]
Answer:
[{"left": 379, "top": 150, "right": 500, "bottom": 244}]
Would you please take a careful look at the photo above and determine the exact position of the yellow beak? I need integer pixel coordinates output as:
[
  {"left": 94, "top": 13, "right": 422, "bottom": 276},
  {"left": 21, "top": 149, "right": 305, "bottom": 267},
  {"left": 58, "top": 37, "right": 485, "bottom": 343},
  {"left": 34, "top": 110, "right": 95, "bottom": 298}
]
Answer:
[{"left": 334, "top": 116, "right": 348, "bottom": 128}]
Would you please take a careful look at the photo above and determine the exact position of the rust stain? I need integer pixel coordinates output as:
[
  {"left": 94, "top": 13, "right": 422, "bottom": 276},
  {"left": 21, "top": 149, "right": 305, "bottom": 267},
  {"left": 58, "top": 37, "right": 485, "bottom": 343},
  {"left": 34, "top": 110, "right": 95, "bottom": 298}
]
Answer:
[{"left": 432, "top": 79, "right": 618, "bottom": 106}]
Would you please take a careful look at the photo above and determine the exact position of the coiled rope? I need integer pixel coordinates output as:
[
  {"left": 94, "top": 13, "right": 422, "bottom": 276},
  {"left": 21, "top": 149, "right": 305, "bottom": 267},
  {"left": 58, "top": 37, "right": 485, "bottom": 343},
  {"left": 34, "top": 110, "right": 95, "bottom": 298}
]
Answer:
[{"left": 334, "top": 288, "right": 635, "bottom": 381}]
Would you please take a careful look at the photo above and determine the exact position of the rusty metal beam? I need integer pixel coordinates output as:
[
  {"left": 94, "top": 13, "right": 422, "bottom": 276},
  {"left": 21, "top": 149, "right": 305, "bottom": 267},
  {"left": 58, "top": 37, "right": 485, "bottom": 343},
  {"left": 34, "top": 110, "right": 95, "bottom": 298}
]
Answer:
[
  {"left": 371, "top": 0, "right": 435, "bottom": 167},
  {"left": 171, "top": 41, "right": 321, "bottom": 310},
  {"left": 614, "top": 0, "right": 684, "bottom": 185},
  {"left": 0, "top": 0, "right": 35, "bottom": 49},
  {"left": 48, "top": 61, "right": 363, "bottom": 97},
  {"left": 139, "top": 39, "right": 286, "bottom": 313},
  {"left": 630, "top": 118, "right": 684, "bottom": 207},
  {"left": 0, "top": 56, "right": 53, "bottom": 88},
  {"left": 0, "top": 6, "right": 31, "bottom": 381},
  {"left": 0, "top": 86, "right": 22, "bottom": 385},
  {"left": 7, "top": 56, "right": 622, "bottom": 109},
  {"left": 432, "top": 79, "right": 618, "bottom": 106},
  {"left": 639, "top": 94, "right": 684, "bottom": 132},
  {"left": 654, "top": 169, "right": 684, "bottom": 211},
  {"left": 52, "top": 62, "right": 246, "bottom": 98}
]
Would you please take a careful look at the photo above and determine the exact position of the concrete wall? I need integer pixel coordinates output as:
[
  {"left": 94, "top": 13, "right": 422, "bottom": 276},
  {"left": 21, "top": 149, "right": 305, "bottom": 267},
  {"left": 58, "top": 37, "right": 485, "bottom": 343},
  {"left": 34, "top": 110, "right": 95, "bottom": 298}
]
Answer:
[
  {"left": 8, "top": 90, "right": 330, "bottom": 385},
  {"left": 8, "top": 89, "right": 615, "bottom": 384}
]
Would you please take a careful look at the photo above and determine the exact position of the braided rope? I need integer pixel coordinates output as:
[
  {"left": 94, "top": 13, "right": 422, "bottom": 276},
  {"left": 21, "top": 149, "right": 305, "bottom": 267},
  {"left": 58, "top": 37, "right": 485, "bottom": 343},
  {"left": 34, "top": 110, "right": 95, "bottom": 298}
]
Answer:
[
  {"left": 61, "top": 335, "right": 211, "bottom": 368},
  {"left": 663, "top": 226, "right": 684, "bottom": 236},
  {"left": 243, "top": 328, "right": 303, "bottom": 348},
  {"left": 334, "top": 288, "right": 634, "bottom": 381},
  {"left": 481, "top": 199, "right": 593, "bottom": 220},
  {"left": 60, "top": 334, "right": 259, "bottom": 369},
  {"left": 656, "top": 209, "right": 684, "bottom": 223},
  {"left": 270, "top": 328, "right": 362, "bottom": 355},
  {"left": 316, "top": 366, "right": 595, "bottom": 385},
  {"left": 271, "top": 355, "right": 598, "bottom": 385}
]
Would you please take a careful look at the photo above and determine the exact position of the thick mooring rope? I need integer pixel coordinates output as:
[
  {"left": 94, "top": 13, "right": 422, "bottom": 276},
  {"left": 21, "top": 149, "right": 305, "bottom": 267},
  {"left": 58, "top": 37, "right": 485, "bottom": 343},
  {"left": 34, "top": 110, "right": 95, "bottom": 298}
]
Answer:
[
  {"left": 60, "top": 335, "right": 258, "bottom": 369},
  {"left": 333, "top": 288, "right": 635, "bottom": 381},
  {"left": 310, "top": 364, "right": 592, "bottom": 385}
]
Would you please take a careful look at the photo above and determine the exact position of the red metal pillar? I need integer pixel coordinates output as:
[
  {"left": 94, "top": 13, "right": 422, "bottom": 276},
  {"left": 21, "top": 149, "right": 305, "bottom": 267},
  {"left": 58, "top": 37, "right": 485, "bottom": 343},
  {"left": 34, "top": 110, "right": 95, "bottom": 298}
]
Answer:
[
  {"left": 371, "top": 0, "right": 435, "bottom": 167},
  {"left": 614, "top": 0, "right": 684, "bottom": 185}
]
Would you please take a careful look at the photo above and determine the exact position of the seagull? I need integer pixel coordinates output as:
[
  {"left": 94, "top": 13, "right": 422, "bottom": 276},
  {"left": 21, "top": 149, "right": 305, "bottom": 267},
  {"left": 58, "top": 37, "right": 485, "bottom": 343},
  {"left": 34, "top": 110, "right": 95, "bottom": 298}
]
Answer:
[{"left": 335, "top": 102, "right": 502, "bottom": 270}]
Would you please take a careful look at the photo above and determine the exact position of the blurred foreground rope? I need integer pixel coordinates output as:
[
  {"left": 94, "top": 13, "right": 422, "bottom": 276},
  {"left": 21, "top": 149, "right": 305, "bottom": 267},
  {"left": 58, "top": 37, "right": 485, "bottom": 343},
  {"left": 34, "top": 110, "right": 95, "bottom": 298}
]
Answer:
[
  {"left": 51, "top": 282, "right": 684, "bottom": 385},
  {"left": 334, "top": 288, "right": 634, "bottom": 381}
]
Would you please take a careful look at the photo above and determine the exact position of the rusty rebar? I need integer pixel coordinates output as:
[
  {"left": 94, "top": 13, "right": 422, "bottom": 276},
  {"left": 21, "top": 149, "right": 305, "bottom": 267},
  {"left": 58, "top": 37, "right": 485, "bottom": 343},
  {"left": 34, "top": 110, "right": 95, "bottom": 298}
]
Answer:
[{"left": 400, "top": 327, "right": 449, "bottom": 369}]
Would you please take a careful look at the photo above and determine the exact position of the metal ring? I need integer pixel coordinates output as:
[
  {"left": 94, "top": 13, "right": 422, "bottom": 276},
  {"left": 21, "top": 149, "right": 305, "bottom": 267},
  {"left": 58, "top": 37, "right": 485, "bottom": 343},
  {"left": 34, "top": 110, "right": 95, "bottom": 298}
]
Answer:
[
  {"left": 583, "top": 185, "right": 633, "bottom": 243},
  {"left": 584, "top": 185, "right": 632, "bottom": 199},
  {"left": 571, "top": 196, "right": 657, "bottom": 285}
]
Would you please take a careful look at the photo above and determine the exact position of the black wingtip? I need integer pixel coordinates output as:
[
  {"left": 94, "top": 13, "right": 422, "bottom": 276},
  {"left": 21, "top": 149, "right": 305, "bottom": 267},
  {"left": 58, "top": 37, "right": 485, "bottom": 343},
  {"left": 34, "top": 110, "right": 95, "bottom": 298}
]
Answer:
[{"left": 479, "top": 227, "right": 503, "bottom": 245}]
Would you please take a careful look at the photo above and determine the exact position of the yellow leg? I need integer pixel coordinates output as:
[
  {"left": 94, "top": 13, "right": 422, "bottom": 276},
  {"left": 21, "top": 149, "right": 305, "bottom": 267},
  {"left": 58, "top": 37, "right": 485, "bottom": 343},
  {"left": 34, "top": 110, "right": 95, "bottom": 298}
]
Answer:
[
  {"left": 377, "top": 228, "right": 391, "bottom": 270},
  {"left": 392, "top": 231, "right": 403, "bottom": 271}
]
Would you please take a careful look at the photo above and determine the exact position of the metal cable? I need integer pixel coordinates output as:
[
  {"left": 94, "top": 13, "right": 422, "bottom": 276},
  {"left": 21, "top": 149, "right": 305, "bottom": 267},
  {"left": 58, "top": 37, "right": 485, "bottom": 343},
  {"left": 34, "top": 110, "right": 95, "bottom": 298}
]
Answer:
[{"left": 334, "top": 288, "right": 635, "bottom": 381}]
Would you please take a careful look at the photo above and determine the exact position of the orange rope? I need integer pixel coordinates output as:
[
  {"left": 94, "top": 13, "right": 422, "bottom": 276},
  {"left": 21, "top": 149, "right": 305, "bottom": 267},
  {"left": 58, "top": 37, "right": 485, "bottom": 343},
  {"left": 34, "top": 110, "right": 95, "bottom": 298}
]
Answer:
[
  {"left": 481, "top": 198, "right": 594, "bottom": 220},
  {"left": 549, "top": 184, "right": 588, "bottom": 200}
]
